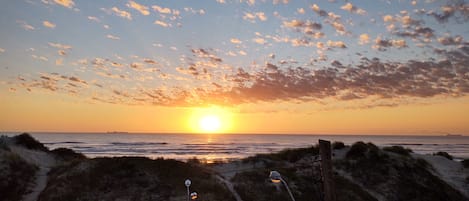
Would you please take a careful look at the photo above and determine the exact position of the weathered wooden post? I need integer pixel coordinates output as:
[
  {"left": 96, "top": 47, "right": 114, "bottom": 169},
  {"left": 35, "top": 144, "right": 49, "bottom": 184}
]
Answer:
[{"left": 319, "top": 139, "right": 337, "bottom": 201}]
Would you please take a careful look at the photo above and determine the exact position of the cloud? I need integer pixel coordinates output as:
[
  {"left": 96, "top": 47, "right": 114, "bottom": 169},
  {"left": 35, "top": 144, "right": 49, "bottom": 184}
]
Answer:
[
  {"left": 437, "top": 35, "right": 464, "bottom": 46},
  {"left": 0, "top": 48, "right": 5, "bottom": 53},
  {"left": 103, "top": 7, "right": 132, "bottom": 20},
  {"left": 17, "top": 20, "right": 35, "bottom": 31},
  {"left": 359, "top": 33, "right": 370, "bottom": 44},
  {"left": 253, "top": 38, "right": 266, "bottom": 44},
  {"left": 127, "top": 1, "right": 150, "bottom": 16},
  {"left": 53, "top": 0, "right": 74, "bottom": 8},
  {"left": 154, "top": 20, "right": 169, "bottom": 27},
  {"left": 151, "top": 5, "right": 171, "bottom": 14},
  {"left": 230, "top": 38, "right": 242, "bottom": 44},
  {"left": 43, "top": 21, "right": 56, "bottom": 28},
  {"left": 48, "top": 42, "right": 72, "bottom": 50},
  {"left": 106, "top": 34, "right": 120, "bottom": 40},
  {"left": 326, "top": 40, "right": 346, "bottom": 48},
  {"left": 87, "top": 16, "right": 100, "bottom": 23},
  {"left": 340, "top": 2, "right": 366, "bottom": 15},
  {"left": 243, "top": 12, "right": 268, "bottom": 23},
  {"left": 372, "top": 37, "right": 407, "bottom": 51}
]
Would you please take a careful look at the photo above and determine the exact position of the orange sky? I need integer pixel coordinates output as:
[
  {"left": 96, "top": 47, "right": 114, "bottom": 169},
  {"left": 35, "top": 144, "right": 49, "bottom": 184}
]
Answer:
[
  {"left": 1, "top": 1, "right": 469, "bottom": 135},
  {"left": 2, "top": 87, "right": 468, "bottom": 135}
]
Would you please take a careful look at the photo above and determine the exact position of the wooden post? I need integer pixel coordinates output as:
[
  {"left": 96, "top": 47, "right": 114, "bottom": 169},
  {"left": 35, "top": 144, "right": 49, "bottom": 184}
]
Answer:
[{"left": 319, "top": 139, "right": 337, "bottom": 201}]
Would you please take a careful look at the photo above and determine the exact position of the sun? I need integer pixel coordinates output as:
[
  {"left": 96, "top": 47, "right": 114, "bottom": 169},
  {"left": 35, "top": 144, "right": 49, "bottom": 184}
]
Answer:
[
  {"left": 188, "top": 107, "right": 233, "bottom": 133},
  {"left": 199, "top": 115, "right": 221, "bottom": 133}
]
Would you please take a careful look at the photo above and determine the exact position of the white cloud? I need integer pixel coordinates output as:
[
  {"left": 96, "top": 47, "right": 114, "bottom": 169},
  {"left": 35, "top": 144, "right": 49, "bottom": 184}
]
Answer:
[
  {"left": 48, "top": 42, "right": 72, "bottom": 49},
  {"left": 152, "top": 5, "right": 172, "bottom": 14},
  {"left": 0, "top": 48, "right": 5, "bottom": 53},
  {"left": 127, "top": 1, "right": 150, "bottom": 16},
  {"left": 43, "top": 21, "right": 56, "bottom": 28},
  {"left": 17, "top": 20, "right": 35, "bottom": 31},
  {"left": 103, "top": 7, "right": 132, "bottom": 20},
  {"left": 230, "top": 38, "right": 242, "bottom": 44},
  {"left": 53, "top": 0, "right": 74, "bottom": 8},
  {"left": 87, "top": 16, "right": 100, "bottom": 23},
  {"left": 253, "top": 38, "right": 266, "bottom": 44},
  {"left": 359, "top": 34, "right": 370, "bottom": 44},
  {"left": 106, "top": 34, "right": 120, "bottom": 40},
  {"left": 154, "top": 20, "right": 169, "bottom": 27}
]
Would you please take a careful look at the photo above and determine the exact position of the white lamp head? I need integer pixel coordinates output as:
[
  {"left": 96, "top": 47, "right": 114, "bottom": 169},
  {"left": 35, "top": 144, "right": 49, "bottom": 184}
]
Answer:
[
  {"left": 185, "top": 179, "right": 192, "bottom": 187},
  {"left": 269, "top": 170, "right": 282, "bottom": 183}
]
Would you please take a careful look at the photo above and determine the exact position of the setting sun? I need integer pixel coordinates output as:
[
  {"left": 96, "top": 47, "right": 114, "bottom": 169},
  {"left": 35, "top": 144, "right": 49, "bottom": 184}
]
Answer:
[
  {"left": 199, "top": 115, "right": 221, "bottom": 133},
  {"left": 188, "top": 107, "right": 233, "bottom": 133}
]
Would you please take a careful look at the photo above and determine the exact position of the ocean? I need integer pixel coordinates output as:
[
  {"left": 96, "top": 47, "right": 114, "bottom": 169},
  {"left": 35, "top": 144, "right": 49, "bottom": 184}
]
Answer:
[{"left": 4, "top": 133, "right": 469, "bottom": 162}]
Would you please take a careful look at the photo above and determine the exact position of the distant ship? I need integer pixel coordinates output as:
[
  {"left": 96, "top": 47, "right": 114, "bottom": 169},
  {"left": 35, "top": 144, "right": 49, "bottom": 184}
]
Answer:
[{"left": 106, "top": 131, "right": 129, "bottom": 134}]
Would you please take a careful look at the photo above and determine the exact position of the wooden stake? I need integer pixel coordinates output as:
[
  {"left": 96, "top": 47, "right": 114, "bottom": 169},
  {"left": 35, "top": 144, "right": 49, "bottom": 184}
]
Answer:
[{"left": 319, "top": 139, "right": 337, "bottom": 201}]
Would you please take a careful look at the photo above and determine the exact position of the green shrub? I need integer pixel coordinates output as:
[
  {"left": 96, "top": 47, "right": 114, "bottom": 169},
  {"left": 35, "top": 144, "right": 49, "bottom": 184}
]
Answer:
[
  {"left": 383, "top": 146, "right": 413, "bottom": 156},
  {"left": 461, "top": 159, "right": 469, "bottom": 168},
  {"left": 13, "top": 133, "right": 48, "bottom": 152},
  {"left": 332, "top": 141, "right": 346, "bottom": 150},
  {"left": 433, "top": 152, "right": 453, "bottom": 160}
]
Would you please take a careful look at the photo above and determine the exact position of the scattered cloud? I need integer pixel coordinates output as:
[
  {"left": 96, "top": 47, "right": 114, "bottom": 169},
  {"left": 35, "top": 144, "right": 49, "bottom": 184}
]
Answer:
[
  {"left": 106, "top": 34, "right": 120, "bottom": 40},
  {"left": 230, "top": 38, "right": 242, "bottom": 44},
  {"left": 127, "top": 1, "right": 150, "bottom": 16},
  {"left": 152, "top": 5, "right": 172, "bottom": 14},
  {"left": 48, "top": 42, "right": 72, "bottom": 50},
  {"left": 53, "top": 0, "right": 75, "bottom": 8},
  {"left": 154, "top": 20, "right": 169, "bottom": 27},
  {"left": 42, "top": 21, "right": 56, "bottom": 28},
  {"left": 243, "top": 12, "right": 268, "bottom": 23},
  {"left": 359, "top": 34, "right": 370, "bottom": 44},
  {"left": 103, "top": 7, "right": 132, "bottom": 20},
  {"left": 341, "top": 2, "right": 367, "bottom": 15},
  {"left": 17, "top": 20, "right": 35, "bottom": 31},
  {"left": 87, "top": 16, "right": 100, "bottom": 23}
]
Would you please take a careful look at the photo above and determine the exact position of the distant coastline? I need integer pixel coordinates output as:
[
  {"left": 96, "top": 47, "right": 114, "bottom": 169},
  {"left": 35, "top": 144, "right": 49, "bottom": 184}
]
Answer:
[{"left": 105, "top": 131, "right": 129, "bottom": 134}]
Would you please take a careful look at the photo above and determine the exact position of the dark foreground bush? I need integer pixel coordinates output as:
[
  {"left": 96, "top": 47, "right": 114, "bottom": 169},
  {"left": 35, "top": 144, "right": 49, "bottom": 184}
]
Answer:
[
  {"left": 383, "top": 146, "right": 413, "bottom": 156},
  {"left": 51, "top": 148, "right": 86, "bottom": 161},
  {"left": 433, "top": 151, "right": 453, "bottom": 160},
  {"left": 462, "top": 159, "right": 469, "bottom": 168},
  {"left": 13, "top": 133, "right": 48, "bottom": 152},
  {"left": 40, "top": 157, "right": 234, "bottom": 201},
  {"left": 332, "top": 141, "right": 346, "bottom": 150},
  {"left": 346, "top": 141, "right": 368, "bottom": 158},
  {"left": 0, "top": 152, "right": 38, "bottom": 201}
]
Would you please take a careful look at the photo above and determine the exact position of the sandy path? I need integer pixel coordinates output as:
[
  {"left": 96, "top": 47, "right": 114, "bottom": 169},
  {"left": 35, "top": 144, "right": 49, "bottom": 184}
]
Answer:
[
  {"left": 414, "top": 154, "right": 469, "bottom": 197},
  {"left": 215, "top": 175, "right": 243, "bottom": 201},
  {"left": 9, "top": 146, "right": 56, "bottom": 201}
]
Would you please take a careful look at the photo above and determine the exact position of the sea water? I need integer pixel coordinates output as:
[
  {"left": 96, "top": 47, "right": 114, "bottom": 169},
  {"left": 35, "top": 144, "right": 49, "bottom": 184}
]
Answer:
[{"left": 4, "top": 133, "right": 469, "bottom": 162}]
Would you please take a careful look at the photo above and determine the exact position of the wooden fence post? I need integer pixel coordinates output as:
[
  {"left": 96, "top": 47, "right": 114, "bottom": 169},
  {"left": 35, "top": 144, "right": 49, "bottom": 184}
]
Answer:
[{"left": 319, "top": 139, "right": 337, "bottom": 201}]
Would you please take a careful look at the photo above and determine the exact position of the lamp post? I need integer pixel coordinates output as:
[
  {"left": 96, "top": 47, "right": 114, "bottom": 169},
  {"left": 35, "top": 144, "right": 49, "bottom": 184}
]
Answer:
[
  {"left": 185, "top": 179, "right": 191, "bottom": 201},
  {"left": 269, "top": 171, "right": 296, "bottom": 201}
]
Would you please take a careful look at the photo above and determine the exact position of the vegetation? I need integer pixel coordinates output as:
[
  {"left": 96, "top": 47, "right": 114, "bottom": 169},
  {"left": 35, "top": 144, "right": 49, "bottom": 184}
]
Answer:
[
  {"left": 13, "top": 133, "right": 48, "bottom": 152},
  {"left": 243, "top": 145, "right": 319, "bottom": 164},
  {"left": 462, "top": 159, "right": 469, "bottom": 169},
  {"left": 39, "top": 157, "right": 235, "bottom": 201},
  {"left": 336, "top": 144, "right": 466, "bottom": 201},
  {"left": 0, "top": 150, "right": 38, "bottom": 201},
  {"left": 50, "top": 148, "right": 86, "bottom": 161},
  {"left": 433, "top": 151, "right": 453, "bottom": 160},
  {"left": 383, "top": 145, "right": 413, "bottom": 156},
  {"left": 332, "top": 141, "right": 346, "bottom": 150}
]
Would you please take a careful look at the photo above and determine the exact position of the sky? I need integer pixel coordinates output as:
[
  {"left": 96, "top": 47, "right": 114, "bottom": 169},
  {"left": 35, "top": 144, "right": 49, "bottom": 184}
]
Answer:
[{"left": 0, "top": 0, "right": 468, "bottom": 134}]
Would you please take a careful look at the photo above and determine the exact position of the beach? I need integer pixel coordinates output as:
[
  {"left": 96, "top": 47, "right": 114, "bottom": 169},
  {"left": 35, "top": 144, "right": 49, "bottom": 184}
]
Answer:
[{"left": 1, "top": 133, "right": 468, "bottom": 201}]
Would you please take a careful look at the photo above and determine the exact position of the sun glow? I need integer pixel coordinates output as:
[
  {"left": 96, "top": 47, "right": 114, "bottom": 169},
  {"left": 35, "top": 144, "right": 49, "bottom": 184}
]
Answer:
[
  {"left": 188, "top": 107, "right": 233, "bottom": 133},
  {"left": 199, "top": 115, "right": 221, "bottom": 132}
]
